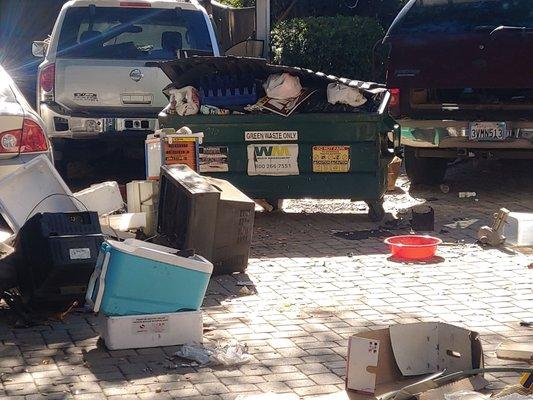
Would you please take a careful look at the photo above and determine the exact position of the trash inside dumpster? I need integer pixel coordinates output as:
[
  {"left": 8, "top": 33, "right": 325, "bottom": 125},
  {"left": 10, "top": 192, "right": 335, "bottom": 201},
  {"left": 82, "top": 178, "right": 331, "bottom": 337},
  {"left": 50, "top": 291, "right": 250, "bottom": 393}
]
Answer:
[{"left": 157, "top": 57, "right": 400, "bottom": 221}]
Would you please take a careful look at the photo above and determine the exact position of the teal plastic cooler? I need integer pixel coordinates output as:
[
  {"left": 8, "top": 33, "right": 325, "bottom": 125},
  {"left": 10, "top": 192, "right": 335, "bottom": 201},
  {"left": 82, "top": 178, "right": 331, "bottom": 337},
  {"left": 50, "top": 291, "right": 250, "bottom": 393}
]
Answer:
[{"left": 86, "top": 239, "right": 213, "bottom": 316}]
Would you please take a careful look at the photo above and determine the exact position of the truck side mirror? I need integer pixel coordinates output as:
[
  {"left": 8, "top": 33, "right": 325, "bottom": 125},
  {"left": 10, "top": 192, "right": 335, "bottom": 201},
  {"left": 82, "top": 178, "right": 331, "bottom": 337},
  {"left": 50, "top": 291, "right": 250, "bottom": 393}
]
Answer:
[{"left": 32, "top": 41, "right": 48, "bottom": 58}]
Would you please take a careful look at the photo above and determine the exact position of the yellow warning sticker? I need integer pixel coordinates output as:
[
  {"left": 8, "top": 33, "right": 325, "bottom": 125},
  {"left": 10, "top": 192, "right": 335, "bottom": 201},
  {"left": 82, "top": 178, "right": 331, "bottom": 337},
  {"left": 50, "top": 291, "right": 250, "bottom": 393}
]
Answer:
[{"left": 312, "top": 146, "right": 350, "bottom": 173}]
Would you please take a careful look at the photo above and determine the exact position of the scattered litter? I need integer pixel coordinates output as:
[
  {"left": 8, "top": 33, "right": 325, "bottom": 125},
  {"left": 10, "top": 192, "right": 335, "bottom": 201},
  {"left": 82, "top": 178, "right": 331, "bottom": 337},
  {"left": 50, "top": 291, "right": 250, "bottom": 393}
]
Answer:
[
  {"left": 459, "top": 192, "right": 477, "bottom": 198},
  {"left": 478, "top": 208, "right": 509, "bottom": 246},
  {"left": 238, "top": 286, "right": 253, "bottom": 296},
  {"left": 165, "top": 86, "right": 200, "bottom": 116},
  {"left": 200, "top": 105, "right": 230, "bottom": 115},
  {"left": 445, "top": 391, "right": 490, "bottom": 400},
  {"left": 263, "top": 72, "right": 302, "bottom": 100},
  {"left": 236, "top": 394, "right": 300, "bottom": 400},
  {"left": 175, "top": 341, "right": 253, "bottom": 366},
  {"left": 445, "top": 219, "right": 479, "bottom": 230},
  {"left": 327, "top": 82, "right": 367, "bottom": 107},
  {"left": 236, "top": 280, "right": 254, "bottom": 286},
  {"left": 333, "top": 229, "right": 393, "bottom": 240}
]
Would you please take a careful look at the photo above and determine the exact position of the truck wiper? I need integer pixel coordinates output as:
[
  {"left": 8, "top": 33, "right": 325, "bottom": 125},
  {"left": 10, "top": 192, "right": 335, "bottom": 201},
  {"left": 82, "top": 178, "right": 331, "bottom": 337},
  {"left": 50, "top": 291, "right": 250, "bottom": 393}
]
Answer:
[{"left": 490, "top": 25, "right": 533, "bottom": 35}]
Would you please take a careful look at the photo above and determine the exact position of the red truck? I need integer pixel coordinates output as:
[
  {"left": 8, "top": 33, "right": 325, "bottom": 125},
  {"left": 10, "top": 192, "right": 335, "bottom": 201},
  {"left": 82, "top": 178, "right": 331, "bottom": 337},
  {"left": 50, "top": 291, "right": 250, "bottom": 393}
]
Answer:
[{"left": 384, "top": 0, "right": 533, "bottom": 184}]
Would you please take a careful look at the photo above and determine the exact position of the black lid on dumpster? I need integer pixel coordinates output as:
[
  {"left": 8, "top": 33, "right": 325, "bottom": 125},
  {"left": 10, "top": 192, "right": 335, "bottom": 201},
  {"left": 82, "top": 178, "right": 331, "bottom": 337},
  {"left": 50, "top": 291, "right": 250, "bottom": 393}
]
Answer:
[{"left": 156, "top": 56, "right": 387, "bottom": 96}]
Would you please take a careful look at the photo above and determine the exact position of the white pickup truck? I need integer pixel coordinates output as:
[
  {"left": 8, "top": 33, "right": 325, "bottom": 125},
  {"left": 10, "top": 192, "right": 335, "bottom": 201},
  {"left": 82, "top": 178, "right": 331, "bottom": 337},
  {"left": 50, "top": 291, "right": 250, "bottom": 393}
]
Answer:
[{"left": 33, "top": 0, "right": 220, "bottom": 172}]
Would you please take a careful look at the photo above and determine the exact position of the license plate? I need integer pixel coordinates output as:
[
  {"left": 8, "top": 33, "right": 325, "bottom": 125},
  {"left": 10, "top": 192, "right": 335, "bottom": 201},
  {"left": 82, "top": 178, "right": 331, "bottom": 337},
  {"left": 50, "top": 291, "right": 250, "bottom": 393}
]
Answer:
[{"left": 468, "top": 122, "right": 507, "bottom": 141}]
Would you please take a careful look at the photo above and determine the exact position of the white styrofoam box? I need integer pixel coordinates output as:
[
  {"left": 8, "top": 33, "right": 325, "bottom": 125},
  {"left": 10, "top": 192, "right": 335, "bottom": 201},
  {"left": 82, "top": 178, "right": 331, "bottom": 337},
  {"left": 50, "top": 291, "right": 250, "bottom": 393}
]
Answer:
[
  {"left": 100, "top": 213, "right": 147, "bottom": 231},
  {"left": 74, "top": 181, "right": 124, "bottom": 216},
  {"left": 504, "top": 212, "right": 533, "bottom": 246},
  {"left": 126, "top": 180, "right": 159, "bottom": 236},
  {"left": 97, "top": 310, "right": 203, "bottom": 350},
  {"left": 0, "top": 155, "right": 82, "bottom": 233}
]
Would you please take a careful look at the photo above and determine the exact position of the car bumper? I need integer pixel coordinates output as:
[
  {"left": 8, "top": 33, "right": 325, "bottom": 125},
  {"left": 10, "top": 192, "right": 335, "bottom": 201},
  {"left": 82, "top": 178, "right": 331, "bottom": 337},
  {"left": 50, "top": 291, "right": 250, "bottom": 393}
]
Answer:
[
  {"left": 399, "top": 119, "right": 533, "bottom": 149},
  {"left": 40, "top": 104, "right": 158, "bottom": 139}
]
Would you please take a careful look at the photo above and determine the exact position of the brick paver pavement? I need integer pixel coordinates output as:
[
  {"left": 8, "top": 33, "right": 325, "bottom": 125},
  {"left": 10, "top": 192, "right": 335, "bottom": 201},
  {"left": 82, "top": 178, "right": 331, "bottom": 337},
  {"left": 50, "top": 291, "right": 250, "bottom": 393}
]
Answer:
[{"left": 0, "top": 160, "right": 532, "bottom": 399}]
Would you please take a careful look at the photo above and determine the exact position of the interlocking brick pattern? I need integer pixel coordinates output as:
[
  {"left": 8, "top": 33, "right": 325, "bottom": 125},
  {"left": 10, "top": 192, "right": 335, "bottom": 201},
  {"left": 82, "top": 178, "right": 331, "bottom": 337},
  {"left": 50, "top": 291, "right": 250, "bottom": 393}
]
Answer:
[{"left": 0, "top": 162, "right": 532, "bottom": 399}]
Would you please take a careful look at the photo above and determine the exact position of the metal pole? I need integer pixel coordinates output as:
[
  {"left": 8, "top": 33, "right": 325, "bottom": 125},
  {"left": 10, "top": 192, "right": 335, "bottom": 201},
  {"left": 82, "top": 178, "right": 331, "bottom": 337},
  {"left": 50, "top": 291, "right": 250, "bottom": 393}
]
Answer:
[{"left": 256, "top": 0, "right": 270, "bottom": 59}]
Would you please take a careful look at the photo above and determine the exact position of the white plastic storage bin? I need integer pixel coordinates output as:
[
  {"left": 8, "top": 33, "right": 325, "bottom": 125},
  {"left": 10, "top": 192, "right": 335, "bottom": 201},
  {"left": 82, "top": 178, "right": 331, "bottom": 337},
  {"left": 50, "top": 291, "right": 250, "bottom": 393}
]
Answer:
[
  {"left": 504, "top": 212, "right": 533, "bottom": 246},
  {"left": 0, "top": 155, "right": 82, "bottom": 233},
  {"left": 97, "top": 310, "right": 203, "bottom": 350},
  {"left": 74, "top": 181, "right": 124, "bottom": 216},
  {"left": 86, "top": 239, "right": 213, "bottom": 316}
]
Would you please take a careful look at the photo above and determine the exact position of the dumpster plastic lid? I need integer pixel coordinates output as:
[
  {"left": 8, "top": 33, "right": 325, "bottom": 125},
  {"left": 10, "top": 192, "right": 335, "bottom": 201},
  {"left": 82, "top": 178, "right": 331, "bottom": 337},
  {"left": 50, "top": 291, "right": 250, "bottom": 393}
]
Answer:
[{"left": 156, "top": 56, "right": 388, "bottom": 96}]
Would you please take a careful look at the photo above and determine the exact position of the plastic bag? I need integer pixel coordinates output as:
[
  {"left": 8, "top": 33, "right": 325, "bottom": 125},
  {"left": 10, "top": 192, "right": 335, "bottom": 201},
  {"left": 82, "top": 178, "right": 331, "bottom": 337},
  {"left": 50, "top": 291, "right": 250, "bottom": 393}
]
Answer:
[
  {"left": 168, "top": 86, "right": 200, "bottom": 116},
  {"left": 175, "top": 341, "right": 253, "bottom": 366},
  {"left": 327, "top": 83, "right": 367, "bottom": 108},
  {"left": 263, "top": 73, "right": 302, "bottom": 100},
  {"left": 444, "top": 391, "right": 491, "bottom": 400}
]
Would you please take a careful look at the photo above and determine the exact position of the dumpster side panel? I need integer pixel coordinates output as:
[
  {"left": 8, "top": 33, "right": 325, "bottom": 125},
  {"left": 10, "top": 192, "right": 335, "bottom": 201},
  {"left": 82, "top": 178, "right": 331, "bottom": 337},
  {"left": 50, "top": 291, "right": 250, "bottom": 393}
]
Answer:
[{"left": 159, "top": 113, "right": 392, "bottom": 201}]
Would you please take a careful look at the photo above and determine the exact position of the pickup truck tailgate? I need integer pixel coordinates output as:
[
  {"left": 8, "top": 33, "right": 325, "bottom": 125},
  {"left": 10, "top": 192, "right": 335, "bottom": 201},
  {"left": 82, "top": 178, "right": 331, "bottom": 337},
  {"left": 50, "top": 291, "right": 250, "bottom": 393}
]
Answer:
[{"left": 55, "top": 59, "right": 171, "bottom": 116}]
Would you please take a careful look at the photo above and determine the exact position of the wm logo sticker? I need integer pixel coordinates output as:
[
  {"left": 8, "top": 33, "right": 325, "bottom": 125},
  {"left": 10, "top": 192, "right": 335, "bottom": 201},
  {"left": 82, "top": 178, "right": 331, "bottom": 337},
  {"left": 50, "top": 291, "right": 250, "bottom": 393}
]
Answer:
[{"left": 254, "top": 146, "right": 290, "bottom": 158}]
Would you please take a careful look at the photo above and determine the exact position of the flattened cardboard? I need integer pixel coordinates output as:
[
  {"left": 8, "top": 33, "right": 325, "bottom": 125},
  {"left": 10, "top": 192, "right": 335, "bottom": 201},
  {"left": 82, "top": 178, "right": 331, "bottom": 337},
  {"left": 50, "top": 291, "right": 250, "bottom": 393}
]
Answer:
[
  {"left": 346, "top": 323, "right": 484, "bottom": 400},
  {"left": 390, "top": 323, "right": 475, "bottom": 376}
]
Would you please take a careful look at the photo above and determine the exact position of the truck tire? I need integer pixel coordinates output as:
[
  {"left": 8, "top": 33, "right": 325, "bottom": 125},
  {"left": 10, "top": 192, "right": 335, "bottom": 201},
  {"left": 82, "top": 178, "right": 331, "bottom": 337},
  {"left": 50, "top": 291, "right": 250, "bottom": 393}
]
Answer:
[{"left": 404, "top": 147, "right": 448, "bottom": 185}]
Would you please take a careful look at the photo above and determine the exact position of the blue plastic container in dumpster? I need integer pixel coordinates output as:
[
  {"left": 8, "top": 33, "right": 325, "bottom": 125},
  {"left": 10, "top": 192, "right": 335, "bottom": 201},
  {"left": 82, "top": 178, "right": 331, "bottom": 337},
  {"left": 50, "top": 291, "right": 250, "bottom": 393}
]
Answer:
[{"left": 85, "top": 239, "right": 213, "bottom": 316}]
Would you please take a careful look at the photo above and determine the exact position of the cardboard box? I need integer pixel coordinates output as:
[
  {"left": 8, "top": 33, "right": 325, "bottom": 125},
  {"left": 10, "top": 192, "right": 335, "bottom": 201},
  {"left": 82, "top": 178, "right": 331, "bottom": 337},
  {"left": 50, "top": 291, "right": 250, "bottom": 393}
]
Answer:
[
  {"left": 346, "top": 323, "right": 484, "bottom": 400},
  {"left": 97, "top": 310, "right": 203, "bottom": 350}
]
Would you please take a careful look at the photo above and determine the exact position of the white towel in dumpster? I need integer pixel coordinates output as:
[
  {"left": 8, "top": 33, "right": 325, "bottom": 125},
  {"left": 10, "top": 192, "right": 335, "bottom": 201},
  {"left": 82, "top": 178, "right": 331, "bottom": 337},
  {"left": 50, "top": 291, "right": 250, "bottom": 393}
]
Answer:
[{"left": 85, "top": 239, "right": 213, "bottom": 316}]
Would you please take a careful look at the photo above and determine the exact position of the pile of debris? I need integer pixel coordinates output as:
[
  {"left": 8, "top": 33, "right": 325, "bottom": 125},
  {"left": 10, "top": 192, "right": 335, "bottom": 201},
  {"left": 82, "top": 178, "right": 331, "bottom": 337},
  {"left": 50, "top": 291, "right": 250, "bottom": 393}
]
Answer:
[{"left": 0, "top": 136, "right": 255, "bottom": 349}]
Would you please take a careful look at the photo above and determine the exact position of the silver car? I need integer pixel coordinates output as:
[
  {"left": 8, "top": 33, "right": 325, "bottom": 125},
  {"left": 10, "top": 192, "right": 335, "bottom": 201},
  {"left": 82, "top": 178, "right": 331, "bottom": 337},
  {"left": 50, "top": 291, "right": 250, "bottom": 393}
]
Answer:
[{"left": 0, "top": 65, "right": 53, "bottom": 179}]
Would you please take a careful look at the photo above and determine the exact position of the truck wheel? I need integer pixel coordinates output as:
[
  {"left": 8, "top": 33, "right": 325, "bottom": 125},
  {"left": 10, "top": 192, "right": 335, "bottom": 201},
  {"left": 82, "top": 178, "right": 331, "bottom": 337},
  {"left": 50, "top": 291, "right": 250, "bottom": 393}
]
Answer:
[
  {"left": 265, "top": 199, "right": 284, "bottom": 212},
  {"left": 404, "top": 147, "right": 448, "bottom": 185}
]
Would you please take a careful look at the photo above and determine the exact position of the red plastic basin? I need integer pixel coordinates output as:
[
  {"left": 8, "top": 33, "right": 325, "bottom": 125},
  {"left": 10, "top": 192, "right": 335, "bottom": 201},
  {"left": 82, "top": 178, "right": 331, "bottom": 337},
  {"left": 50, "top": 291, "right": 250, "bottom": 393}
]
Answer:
[{"left": 384, "top": 235, "right": 442, "bottom": 260}]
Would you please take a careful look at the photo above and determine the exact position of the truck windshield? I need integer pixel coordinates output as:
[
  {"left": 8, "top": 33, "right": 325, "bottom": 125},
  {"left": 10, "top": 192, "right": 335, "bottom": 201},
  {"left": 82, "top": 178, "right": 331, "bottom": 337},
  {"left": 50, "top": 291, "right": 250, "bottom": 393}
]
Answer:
[
  {"left": 57, "top": 7, "right": 213, "bottom": 60},
  {"left": 389, "top": 0, "right": 533, "bottom": 34}
]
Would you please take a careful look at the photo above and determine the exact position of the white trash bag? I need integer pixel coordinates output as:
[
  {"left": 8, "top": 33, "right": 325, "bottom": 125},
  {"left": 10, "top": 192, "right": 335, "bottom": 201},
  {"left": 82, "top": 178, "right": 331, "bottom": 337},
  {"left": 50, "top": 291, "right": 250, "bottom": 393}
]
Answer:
[
  {"left": 263, "top": 73, "right": 302, "bottom": 100},
  {"left": 175, "top": 341, "right": 253, "bottom": 367},
  {"left": 167, "top": 86, "right": 200, "bottom": 116},
  {"left": 327, "top": 82, "right": 367, "bottom": 107}
]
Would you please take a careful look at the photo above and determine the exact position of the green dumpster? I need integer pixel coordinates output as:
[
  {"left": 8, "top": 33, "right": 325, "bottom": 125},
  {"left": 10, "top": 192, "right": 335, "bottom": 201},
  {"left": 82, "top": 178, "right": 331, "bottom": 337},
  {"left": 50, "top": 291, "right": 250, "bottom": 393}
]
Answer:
[{"left": 157, "top": 57, "right": 400, "bottom": 221}]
